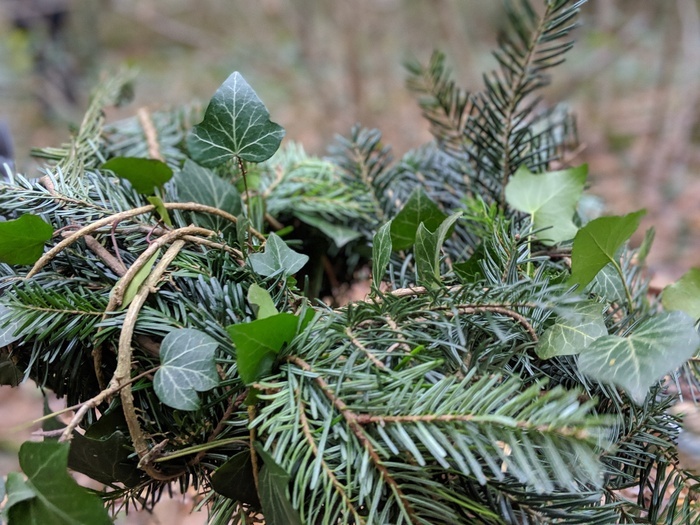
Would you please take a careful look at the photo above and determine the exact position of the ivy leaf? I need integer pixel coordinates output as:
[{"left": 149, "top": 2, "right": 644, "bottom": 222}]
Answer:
[
  {"left": 255, "top": 444, "right": 302, "bottom": 525},
  {"left": 5, "top": 441, "right": 111, "bottom": 525},
  {"left": 153, "top": 328, "right": 220, "bottom": 411},
  {"left": 390, "top": 187, "right": 448, "bottom": 251},
  {"left": 101, "top": 157, "right": 173, "bottom": 195},
  {"left": 248, "top": 233, "right": 309, "bottom": 277},
  {"left": 248, "top": 283, "right": 278, "bottom": 319},
  {"left": 210, "top": 451, "right": 260, "bottom": 506},
  {"left": 535, "top": 302, "right": 607, "bottom": 359},
  {"left": 120, "top": 249, "right": 160, "bottom": 308},
  {"left": 415, "top": 212, "right": 462, "bottom": 287},
  {"left": 228, "top": 313, "right": 299, "bottom": 384},
  {"left": 505, "top": 164, "right": 587, "bottom": 245},
  {"left": 589, "top": 264, "right": 626, "bottom": 303},
  {"left": 187, "top": 71, "right": 285, "bottom": 166},
  {"left": 578, "top": 311, "right": 700, "bottom": 404},
  {"left": 0, "top": 214, "right": 53, "bottom": 265},
  {"left": 454, "top": 243, "right": 486, "bottom": 283},
  {"left": 0, "top": 304, "right": 22, "bottom": 347},
  {"left": 146, "top": 195, "right": 172, "bottom": 226},
  {"left": 68, "top": 431, "right": 142, "bottom": 488},
  {"left": 568, "top": 210, "right": 646, "bottom": 289},
  {"left": 372, "top": 220, "right": 392, "bottom": 289},
  {"left": 294, "top": 212, "right": 362, "bottom": 248},
  {"left": 174, "top": 159, "right": 242, "bottom": 234},
  {"left": 662, "top": 268, "right": 700, "bottom": 322}
]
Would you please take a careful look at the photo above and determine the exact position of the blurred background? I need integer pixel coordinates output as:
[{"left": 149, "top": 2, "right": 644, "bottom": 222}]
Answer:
[{"left": 0, "top": 0, "right": 699, "bottom": 522}]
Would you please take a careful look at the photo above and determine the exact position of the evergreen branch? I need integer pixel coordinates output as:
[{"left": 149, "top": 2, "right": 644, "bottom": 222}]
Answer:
[{"left": 285, "top": 354, "right": 422, "bottom": 525}]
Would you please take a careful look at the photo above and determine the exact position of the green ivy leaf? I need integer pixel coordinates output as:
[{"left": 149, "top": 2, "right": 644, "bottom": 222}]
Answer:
[
  {"left": 294, "top": 212, "right": 363, "bottom": 248},
  {"left": 589, "top": 264, "right": 626, "bottom": 303},
  {"left": 68, "top": 431, "right": 142, "bottom": 488},
  {"left": 372, "top": 220, "right": 392, "bottom": 289},
  {"left": 146, "top": 195, "right": 173, "bottom": 226},
  {"left": 248, "top": 283, "right": 278, "bottom": 319},
  {"left": 415, "top": 212, "right": 462, "bottom": 287},
  {"left": 578, "top": 311, "right": 700, "bottom": 404},
  {"left": 535, "top": 302, "right": 607, "bottom": 359},
  {"left": 454, "top": 243, "right": 486, "bottom": 283},
  {"left": 662, "top": 268, "right": 700, "bottom": 322},
  {"left": 505, "top": 164, "right": 587, "bottom": 245},
  {"left": 255, "top": 444, "right": 302, "bottom": 525},
  {"left": 153, "top": 328, "right": 221, "bottom": 411},
  {"left": 210, "top": 451, "right": 260, "bottom": 506},
  {"left": 101, "top": 157, "right": 173, "bottom": 195},
  {"left": 228, "top": 313, "right": 299, "bottom": 384},
  {"left": 187, "top": 71, "right": 285, "bottom": 166},
  {"left": 248, "top": 233, "right": 309, "bottom": 277},
  {"left": 568, "top": 210, "right": 646, "bottom": 289},
  {"left": 0, "top": 214, "right": 53, "bottom": 265},
  {"left": 120, "top": 249, "right": 160, "bottom": 308},
  {"left": 174, "top": 159, "right": 242, "bottom": 234},
  {"left": 5, "top": 441, "right": 111, "bottom": 525},
  {"left": 390, "top": 187, "right": 448, "bottom": 251}
]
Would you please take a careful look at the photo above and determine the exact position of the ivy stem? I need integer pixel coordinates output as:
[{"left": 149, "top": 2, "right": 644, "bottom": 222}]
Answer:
[{"left": 612, "top": 259, "right": 635, "bottom": 307}]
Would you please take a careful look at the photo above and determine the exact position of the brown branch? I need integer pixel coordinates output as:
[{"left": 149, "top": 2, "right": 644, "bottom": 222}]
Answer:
[
  {"left": 434, "top": 305, "right": 539, "bottom": 342},
  {"left": 249, "top": 404, "right": 260, "bottom": 495},
  {"left": 83, "top": 234, "right": 128, "bottom": 276},
  {"left": 116, "top": 239, "right": 187, "bottom": 481},
  {"left": 345, "top": 327, "right": 386, "bottom": 370},
  {"left": 285, "top": 355, "right": 420, "bottom": 525},
  {"left": 296, "top": 389, "right": 365, "bottom": 524},
  {"left": 137, "top": 107, "right": 164, "bottom": 161},
  {"left": 27, "top": 201, "right": 265, "bottom": 277}
]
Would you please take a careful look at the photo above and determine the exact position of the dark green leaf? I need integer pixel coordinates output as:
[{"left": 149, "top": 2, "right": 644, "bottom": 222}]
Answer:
[
  {"left": 415, "top": 212, "right": 462, "bottom": 287},
  {"left": 294, "top": 212, "right": 362, "bottom": 248},
  {"left": 228, "top": 313, "right": 299, "bottom": 384},
  {"left": 0, "top": 214, "right": 53, "bottom": 265},
  {"left": 187, "top": 71, "right": 285, "bottom": 166},
  {"left": 153, "top": 328, "right": 221, "bottom": 411},
  {"left": 69, "top": 431, "right": 142, "bottom": 487},
  {"left": 535, "top": 302, "right": 607, "bottom": 359},
  {"left": 210, "top": 451, "right": 260, "bottom": 507},
  {"left": 589, "top": 264, "right": 626, "bottom": 303},
  {"left": 6, "top": 442, "right": 111, "bottom": 525},
  {"left": 101, "top": 157, "right": 173, "bottom": 195},
  {"left": 372, "top": 220, "right": 392, "bottom": 288},
  {"left": 4, "top": 472, "right": 35, "bottom": 510},
  {"left": 248, "top": 233, "right": 309, "bottom": 278},
  {"left": 174, "top": 159, "right": 242, "bottom": 233},
  {"left": 578, "top": 311, "right": 700, "bottom": 404},
  {"left": 662, "top": 267, "right": 700, "bottom": 321},
  {"left": 454, "top": 243, "right": 485, "bottom": 283},
  {"left": 0, "top": 355, "right": 21, "bottom": 386},
  {"left": 120, "top": 249, "right": 160, "bottom": 308},
  {"left": 568, "top": 210, "right": 646, "bottom": 289},
  {"left": 255, "top": 444, "right": 302, "bottom": 525},
  {"left": 505, "top": 164, "right": 587, "bottom": 245},
  {"left": 390, "top": 187, "right": 448, "bottom": 251},
  {"left": 248, "top": 283, "right": 278, "bottom": 319},
  {"left": 146, "top": 195, "right": 172, "bottom": 226}
]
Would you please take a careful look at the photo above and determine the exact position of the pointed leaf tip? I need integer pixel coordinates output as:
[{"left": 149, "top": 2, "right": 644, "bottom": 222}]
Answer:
[{"left": 187, "top": 72, "right": 285, "bottom": 167}]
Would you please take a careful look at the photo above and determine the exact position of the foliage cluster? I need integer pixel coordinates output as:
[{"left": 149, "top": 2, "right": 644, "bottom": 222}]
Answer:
[{"left": 1, "top": 1, "right": 700, "bottom": 524}]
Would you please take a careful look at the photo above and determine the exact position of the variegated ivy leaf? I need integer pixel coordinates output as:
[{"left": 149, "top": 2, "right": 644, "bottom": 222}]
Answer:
[
  {"left": 187, "top": 72, "right": 285, "bottom": 166},
  {"left": 536, "top": 302, "right": 607, "bottom": 359},
  {"left": 578, "top": 311, "right": 700, "bottom": 404}
]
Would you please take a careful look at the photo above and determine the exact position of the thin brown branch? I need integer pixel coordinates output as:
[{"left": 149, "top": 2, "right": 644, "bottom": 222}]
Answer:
[
  {"left": 137, "top": 107, "right": 164, "bottom": 161},
  {"left": 249, "top": 404, "right": 261, "bottom": 495},
  {"left": 83, "top": 234, "right": 128, "bottom": 276},
  {"left": 285, "top": 355, "right": 420, "bottom": 525},
  {"left": 345, "top": 326, "right": 386, "bottom": 369},
  {"left": 296, "top": 390, "right": 365, "bottom": 524},
  {"left": 27, "top": 201, "right": 265, "bottom": 278},
  {"left": 434, "top": 305, "right": 539, "bottom": 342}
]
